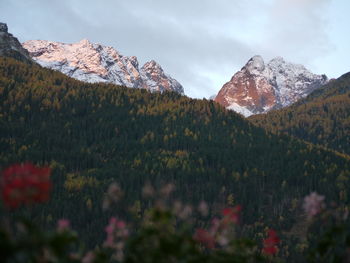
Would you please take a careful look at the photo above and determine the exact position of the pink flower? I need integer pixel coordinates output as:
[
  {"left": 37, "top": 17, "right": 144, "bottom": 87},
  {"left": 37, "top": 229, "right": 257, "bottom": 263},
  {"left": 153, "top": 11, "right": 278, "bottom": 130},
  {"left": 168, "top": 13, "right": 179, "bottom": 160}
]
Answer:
[
  {"left": 104, "top": 217, "right": 128, "bottom": 248},
  {"left": 116, "top": 220, "right": 126, "bottom": 229},
  {"left": 105, "top": 236, "right": 114, "bottom": 248},
  {"left": 194, "top": 228, "right": 215, "bottom": 249},
  {"left": 105, "top": 224, "right": 115, "bottom": 235},
  {"left": 57, "top": 219, "right": 70, "bottom": 232},
  {"left": 209, "top": 217, "right": 220, "bottom": 235},
  {"left": 82, "top": 251, "right": 95, "bottom": 263},
  {"left": 303, "top": 192, "right": 325, "bottom": 218}
]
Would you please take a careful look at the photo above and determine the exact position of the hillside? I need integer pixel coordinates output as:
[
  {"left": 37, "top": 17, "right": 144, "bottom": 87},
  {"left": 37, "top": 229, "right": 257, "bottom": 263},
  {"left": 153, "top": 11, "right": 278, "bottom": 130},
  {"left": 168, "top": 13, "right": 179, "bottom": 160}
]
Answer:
[
  {"left": 1, "top": 57, "right": 350, "bottom": 251},
  {"left": 250, "top": 72, "right": 350, "bottom": 155}
]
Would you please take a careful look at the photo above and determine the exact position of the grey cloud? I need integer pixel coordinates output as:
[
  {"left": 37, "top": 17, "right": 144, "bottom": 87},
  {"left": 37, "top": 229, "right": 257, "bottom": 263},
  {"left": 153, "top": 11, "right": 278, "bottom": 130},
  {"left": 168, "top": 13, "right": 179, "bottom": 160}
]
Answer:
[
  {"left": 65, "top": 0, "right": 257, "bottom": 97},
  {"left": 260, "top": 0, "right": 333, "bottom": 65},
  {"left": 0, "top": 0, "right": 338, "bottom": 97}
]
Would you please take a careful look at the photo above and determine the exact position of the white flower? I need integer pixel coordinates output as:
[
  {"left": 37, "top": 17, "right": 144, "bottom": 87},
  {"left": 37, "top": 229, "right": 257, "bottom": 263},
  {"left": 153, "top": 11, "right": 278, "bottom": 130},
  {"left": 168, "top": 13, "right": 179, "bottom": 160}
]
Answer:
[
  {"left": 142, "top": 182, "right": 155, "bottom": 198},
  {"left": 303, "top": 192, "right": 325, "bottom": 218},
  {"left": 217, "top": 235, "right": 229, "bottom": 247},
  {"left": 198, "top": 201, "right": 209, "bottom": 217},
  {"left": 179, "top": 205, "right": 193, "bottom": 220},
  {"left": 160, "top": 183, "right": 175, "bottom": 197},
  {"left": 103, "top": 182, "right": 123, "bottom": 210},
  {"left": 107, "top": 182, "right": 123, "bottom": 202}
]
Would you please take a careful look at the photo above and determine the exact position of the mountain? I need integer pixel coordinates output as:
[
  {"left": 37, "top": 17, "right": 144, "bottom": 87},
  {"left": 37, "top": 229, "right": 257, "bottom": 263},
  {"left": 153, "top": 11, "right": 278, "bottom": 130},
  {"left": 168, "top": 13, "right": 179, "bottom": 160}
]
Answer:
[
  {"left": 0, "top": 23, "right": 32, "bottom": 62},
  {"left": 215, "top": 55, "right": 328, "bottom": 117},
  {"left": 1, "top": 25, "right": 350, "bottom": 260},
  {"left": 22, "top": 39, "right": 184, "bottom": 94},
  {"left": 250, "top": 72, "right": 350, "bottom": 155},
  {"left": 1, "top": 56, "right": 350, "bottom": 252}
]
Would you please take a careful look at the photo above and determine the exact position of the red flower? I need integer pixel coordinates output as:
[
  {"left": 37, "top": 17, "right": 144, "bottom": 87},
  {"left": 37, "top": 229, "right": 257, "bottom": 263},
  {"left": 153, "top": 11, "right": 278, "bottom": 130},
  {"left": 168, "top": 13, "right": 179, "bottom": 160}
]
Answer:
[
  {"left": 1, "top": 163, "right": 52, "bottom": 208},
  {"left": 262, "top": 229, "right": 280, "bottom": 256},
  {"left": 194, "top": 228, "right": 215, "bottom": 249},
  {"left": 222, "top": 205, "right": 241, "bottom": 224},
  {"left": 263, "top": 246, "right": 278, "bottom": 255}
]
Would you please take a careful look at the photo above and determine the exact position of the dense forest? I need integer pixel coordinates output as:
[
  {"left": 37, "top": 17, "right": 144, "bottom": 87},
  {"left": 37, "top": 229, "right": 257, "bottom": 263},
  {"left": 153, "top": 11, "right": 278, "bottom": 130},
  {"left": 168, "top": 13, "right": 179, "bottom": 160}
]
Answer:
[
  {"left": 250, "top": 73, "right": 350, "bottom": 155},
  {"left": 1, "top": 57, "right": 350, "bottom": 260}
]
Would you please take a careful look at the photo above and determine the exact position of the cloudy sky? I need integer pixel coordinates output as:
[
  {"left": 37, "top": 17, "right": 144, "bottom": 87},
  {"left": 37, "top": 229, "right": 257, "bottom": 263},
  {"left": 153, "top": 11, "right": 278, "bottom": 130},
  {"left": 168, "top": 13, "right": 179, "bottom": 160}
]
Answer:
[{"left": 1, "top": 0, "right": 349, "bottom": 98}]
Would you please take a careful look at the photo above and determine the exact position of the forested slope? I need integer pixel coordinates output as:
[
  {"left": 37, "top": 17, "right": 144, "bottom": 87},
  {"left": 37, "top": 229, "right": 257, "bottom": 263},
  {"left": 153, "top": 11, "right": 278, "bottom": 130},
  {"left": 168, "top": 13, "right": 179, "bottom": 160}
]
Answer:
[
  {"left": 250, "top": 73, "right": 350, "bottom": 155},
  {"left": 1, "top": 57, "right": 349, "bottom": 248}
]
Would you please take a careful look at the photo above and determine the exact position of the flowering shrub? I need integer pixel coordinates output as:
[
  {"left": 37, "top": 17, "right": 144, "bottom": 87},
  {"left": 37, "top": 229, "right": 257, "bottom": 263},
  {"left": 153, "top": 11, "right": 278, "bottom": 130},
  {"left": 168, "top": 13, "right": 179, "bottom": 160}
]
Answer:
[
  {"left": 194, "top": 205, "right": 243, "bottom": 250},
  {"left": 303, "top": 192, "right": 325, "bottom": 219},
  {"left": 0, "top": 163, "right": 277, "bottom": 263},
  {"left": 303, "top": 194, "right": 350, "bottom": 263},
  {"left": 1, "top": 163, "right": 51, "bottom": 208},
  {"left": 57, "top": 218, "right": 71, "bottom": 232},
  {"left": 1, "top": 163, "right": 349, "bottom": 262},
  {"left": 222, "top": 206, "right": 242, "bottom": 224},
  {"left": 104, "top": 217, "right": 129, "bottom": 261},
  {"left": 262, "top": 229, "right": 280, "bottom": 256},
  {"left": 194, "top": 228, "right": 216, "bottom": 249}
]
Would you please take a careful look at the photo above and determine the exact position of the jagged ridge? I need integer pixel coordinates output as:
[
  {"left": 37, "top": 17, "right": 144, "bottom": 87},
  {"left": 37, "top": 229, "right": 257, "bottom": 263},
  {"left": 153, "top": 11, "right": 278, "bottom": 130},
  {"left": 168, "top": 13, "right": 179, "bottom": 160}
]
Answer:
[
  {"left": 23, "top": 39, "right": 184, "bottom": 94},
  {"left": 0, "top": 22, "right": 32, "bottom": 62}
]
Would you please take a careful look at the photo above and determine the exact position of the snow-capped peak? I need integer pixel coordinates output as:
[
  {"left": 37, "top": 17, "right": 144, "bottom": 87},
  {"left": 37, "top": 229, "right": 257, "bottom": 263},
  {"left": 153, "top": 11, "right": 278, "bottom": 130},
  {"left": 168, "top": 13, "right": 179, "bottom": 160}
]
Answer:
[
  {"left": 22, "top": 39, "right": 184, "bottom": 94},
  {"left": 269, "top": 56, "right": 285, "bottom": 63},
  {"left": 215, "top": 55, "right": 328, "bottom": 117},
  {"left": 245, "top": 55, "right": 265, "bottom": 74},
  {"left": 78, "top": 38, "right": 91, "bottom": 45},
  {"left": 140, "top": 60, "right": 183, "bottom": 94},
  {"left": 142, "top": 60, "right": 164, "bottom": 74}
]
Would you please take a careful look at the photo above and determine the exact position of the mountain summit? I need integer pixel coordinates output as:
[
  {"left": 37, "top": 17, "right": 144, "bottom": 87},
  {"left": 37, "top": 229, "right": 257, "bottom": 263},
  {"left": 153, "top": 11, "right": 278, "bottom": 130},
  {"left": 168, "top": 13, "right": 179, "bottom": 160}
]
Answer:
[
  {"left": 0, "top": 22, "right": 32, "bottom": 62},
  {"left": 23, "top": 39, "right": 184, "bottom": 94},
  {"left": 215, "top": 55, "right": 328, "bottom": 116}
]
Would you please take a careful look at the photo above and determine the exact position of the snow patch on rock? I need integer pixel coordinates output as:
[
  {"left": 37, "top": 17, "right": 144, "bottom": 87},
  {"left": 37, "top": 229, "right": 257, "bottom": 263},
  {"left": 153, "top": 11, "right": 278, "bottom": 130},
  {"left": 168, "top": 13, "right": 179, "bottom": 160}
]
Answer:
[
  {"left": 227, "top": 103, "right": 254, "bottom": 117},
  {"left": 215, "top": 55, "right": 327, "bottom": 116},
  {"left": 23, "top": 39, "right": 184, "bottom": 94}
]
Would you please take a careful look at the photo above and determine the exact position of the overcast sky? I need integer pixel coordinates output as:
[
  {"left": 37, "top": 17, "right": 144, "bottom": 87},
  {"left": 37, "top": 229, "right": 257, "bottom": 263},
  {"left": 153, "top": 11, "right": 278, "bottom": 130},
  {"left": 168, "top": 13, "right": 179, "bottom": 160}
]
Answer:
[{"left": 1, "top": 0, "right": 349, "bottom": 98}]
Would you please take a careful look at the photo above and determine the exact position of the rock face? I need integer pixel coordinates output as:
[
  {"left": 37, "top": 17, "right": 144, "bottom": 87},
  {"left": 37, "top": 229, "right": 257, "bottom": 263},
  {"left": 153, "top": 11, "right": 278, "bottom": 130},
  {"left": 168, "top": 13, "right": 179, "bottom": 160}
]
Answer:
[
  {"left": 23, "top": 39, "right": 184, "bottom": 94},
  {"left": 0, "top": 22, "right": 32, "bottom": 62},
  {"left": 141, "top": 60, "right": 184, "bottom": 94},
  {"left": 215, "top": 55, "right": 328, "bottom": 117}
]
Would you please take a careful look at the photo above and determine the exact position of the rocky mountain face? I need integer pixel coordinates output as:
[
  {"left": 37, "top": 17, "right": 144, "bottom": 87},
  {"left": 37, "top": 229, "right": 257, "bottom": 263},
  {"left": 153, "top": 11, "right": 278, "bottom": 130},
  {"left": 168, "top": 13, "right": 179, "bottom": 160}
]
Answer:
[
  {"left": 215, "top": 55, "right": 328, "bottom": 117},
  {"left": 0, "top": 23, "right": 32, "bottom": 62},
  {"left": 23, "top": 39, "right": 184, "bottom": 94}
]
